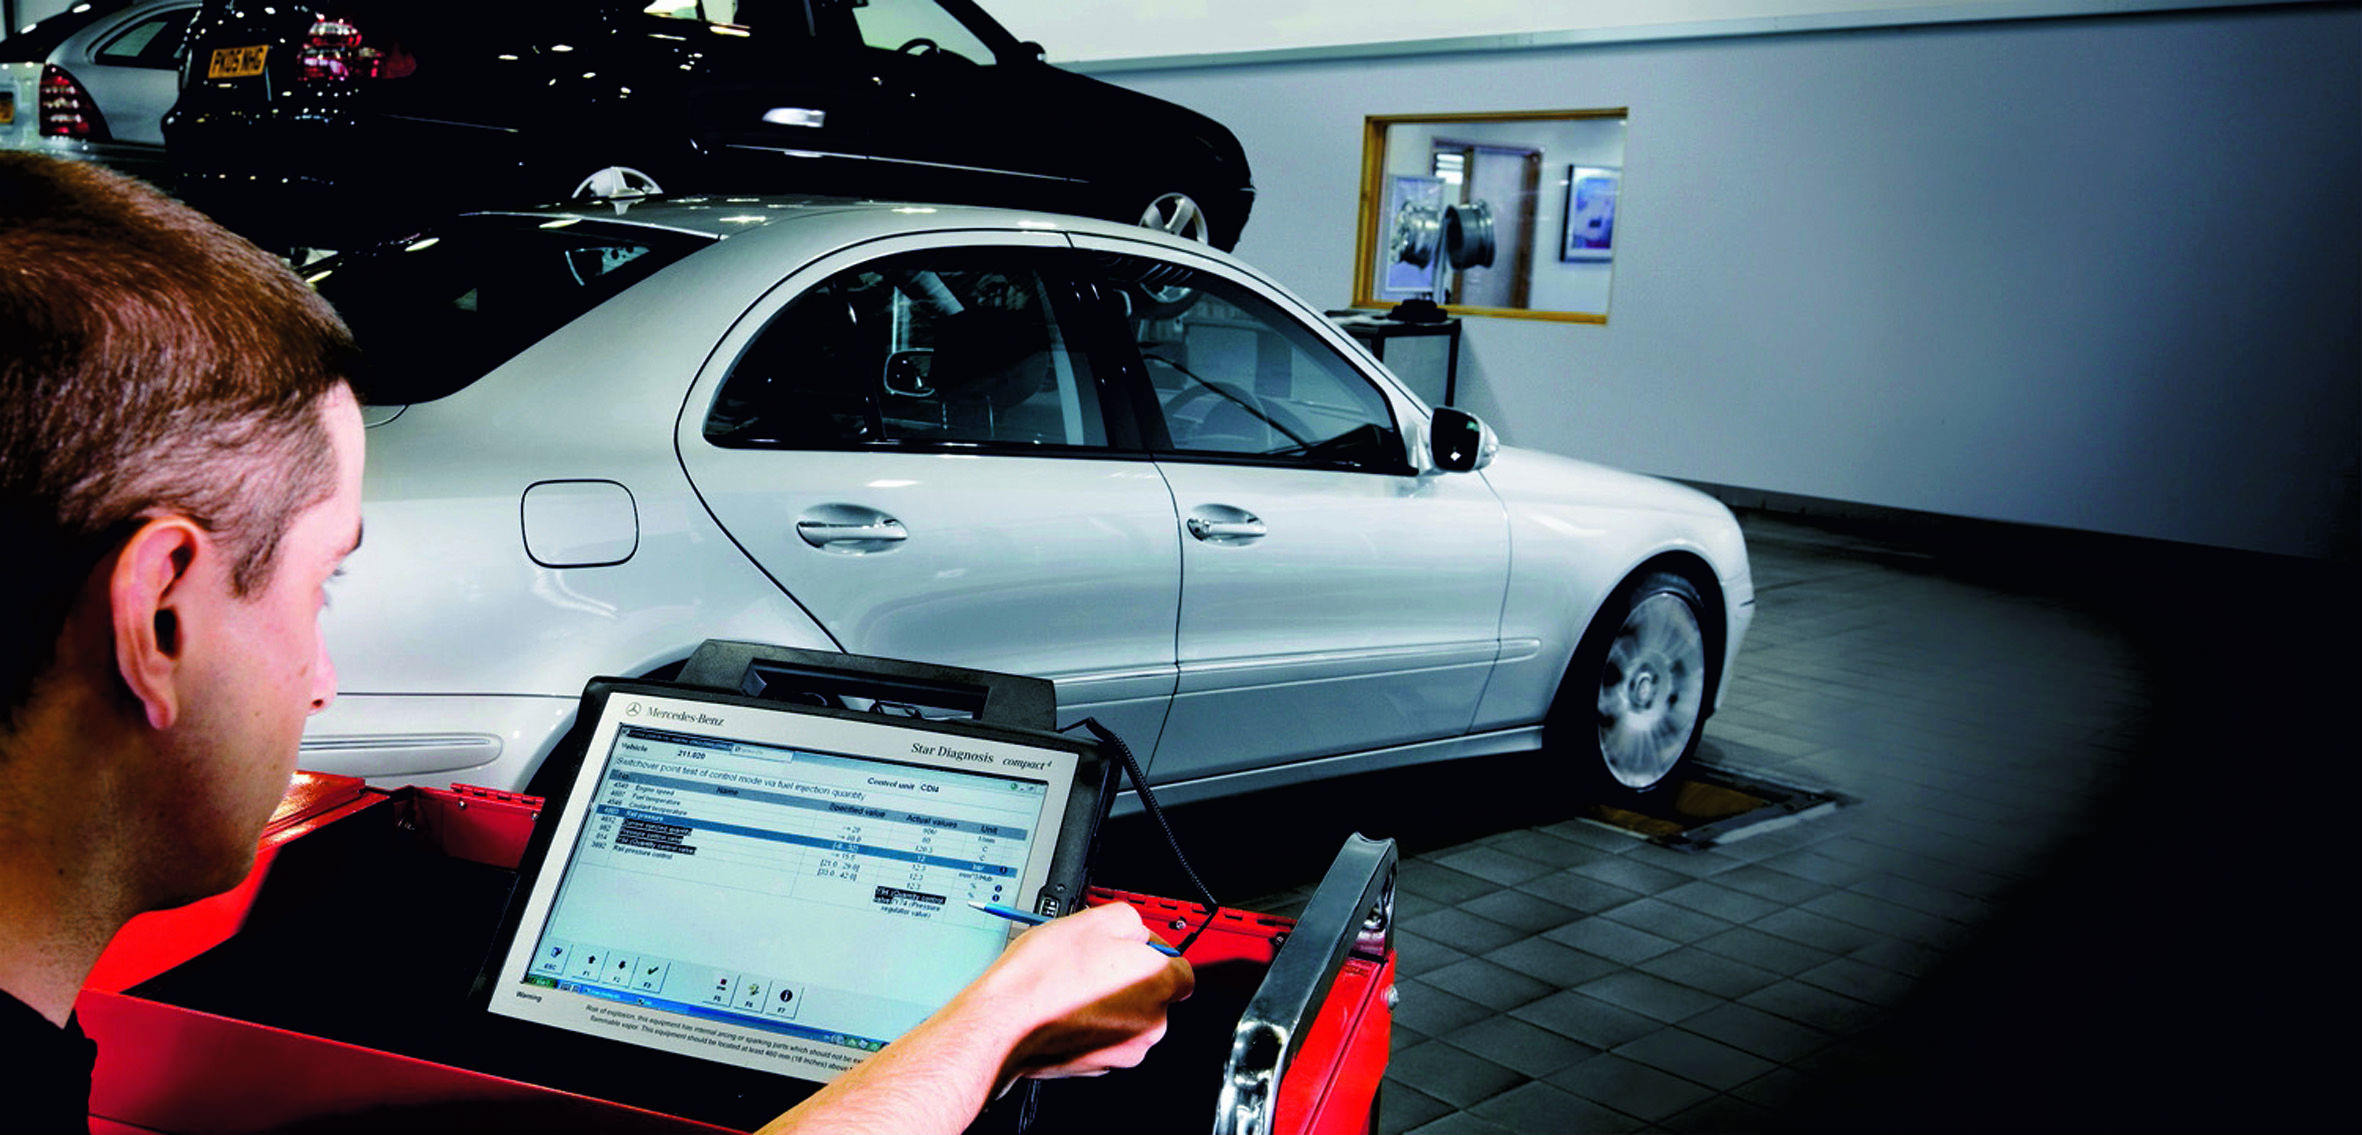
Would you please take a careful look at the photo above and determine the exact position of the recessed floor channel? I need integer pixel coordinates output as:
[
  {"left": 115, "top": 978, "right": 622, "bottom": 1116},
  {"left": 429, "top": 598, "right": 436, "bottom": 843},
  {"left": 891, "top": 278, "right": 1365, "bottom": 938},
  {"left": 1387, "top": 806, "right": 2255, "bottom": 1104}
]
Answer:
[{"left": 1584, "top": 764, "right": 1851, "bottom": 851}]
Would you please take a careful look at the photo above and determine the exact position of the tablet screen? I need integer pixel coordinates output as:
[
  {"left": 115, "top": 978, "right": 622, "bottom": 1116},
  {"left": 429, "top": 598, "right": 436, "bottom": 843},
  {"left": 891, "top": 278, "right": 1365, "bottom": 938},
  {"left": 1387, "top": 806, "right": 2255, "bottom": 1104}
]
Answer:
[{"left": 486, "top": 689, "right": 1081, "bottom": 1083}]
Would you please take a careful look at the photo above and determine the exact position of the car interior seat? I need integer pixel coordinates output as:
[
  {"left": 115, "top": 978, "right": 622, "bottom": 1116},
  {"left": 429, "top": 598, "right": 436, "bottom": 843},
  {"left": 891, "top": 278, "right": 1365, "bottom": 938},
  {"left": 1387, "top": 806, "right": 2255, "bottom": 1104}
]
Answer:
[
  {"left": 709, "top": 289, "right": 879, "bottom": 446},
  {"left": 924, "top": 306, "right": 1058, "bottom": 443}
]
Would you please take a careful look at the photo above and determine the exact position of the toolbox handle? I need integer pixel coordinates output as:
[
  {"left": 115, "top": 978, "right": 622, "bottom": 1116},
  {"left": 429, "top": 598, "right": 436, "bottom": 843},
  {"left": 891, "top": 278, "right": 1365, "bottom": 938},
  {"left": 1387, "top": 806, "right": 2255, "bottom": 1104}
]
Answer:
[
  {"left": 1215, "top": 833, "right": 1397, "bottom": 1135},
  {"left": 675, "top": 640, "right": 1058, "bottom": 731}
]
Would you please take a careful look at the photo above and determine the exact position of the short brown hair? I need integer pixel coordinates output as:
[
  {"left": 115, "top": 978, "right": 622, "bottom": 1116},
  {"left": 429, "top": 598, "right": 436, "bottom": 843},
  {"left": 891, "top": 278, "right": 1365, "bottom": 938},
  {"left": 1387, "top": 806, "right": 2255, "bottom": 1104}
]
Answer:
[{"left": 0, "top": 154, "right": 356, "bottom": 727}]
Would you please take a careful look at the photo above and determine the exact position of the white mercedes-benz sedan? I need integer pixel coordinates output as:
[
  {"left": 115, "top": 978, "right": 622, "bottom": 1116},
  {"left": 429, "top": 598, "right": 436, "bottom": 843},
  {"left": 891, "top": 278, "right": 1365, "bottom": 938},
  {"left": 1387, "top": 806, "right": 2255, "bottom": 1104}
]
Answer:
[{"left": 300, "top": 197, "right": 1753, "bottom": 807}]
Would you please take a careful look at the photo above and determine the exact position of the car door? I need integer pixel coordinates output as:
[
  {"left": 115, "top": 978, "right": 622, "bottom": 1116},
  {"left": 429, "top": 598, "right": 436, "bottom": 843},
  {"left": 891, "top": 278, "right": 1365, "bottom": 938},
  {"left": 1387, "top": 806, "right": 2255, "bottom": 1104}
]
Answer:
[
  {"left": 672, "top": 0, "right": 885, "bottom": 198},
  {"left": 675, "top": 232, "right": 1180, "bottom": 750},
  {"left": 75, "top": 2, "right": 195, "bottom": 146},
  {"left": 1069, "top": 236, "right": 1513, "bottom": 784},
  {"left": 802, "top": 0, "right": 1088, "bottom": 212}
]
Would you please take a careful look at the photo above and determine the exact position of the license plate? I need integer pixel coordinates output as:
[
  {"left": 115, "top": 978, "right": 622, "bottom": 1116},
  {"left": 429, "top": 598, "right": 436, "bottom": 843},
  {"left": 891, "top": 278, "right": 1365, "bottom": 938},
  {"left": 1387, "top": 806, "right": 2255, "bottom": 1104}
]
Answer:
[{"left": 207, "top": 45, "right": 269, "bottom": 79}]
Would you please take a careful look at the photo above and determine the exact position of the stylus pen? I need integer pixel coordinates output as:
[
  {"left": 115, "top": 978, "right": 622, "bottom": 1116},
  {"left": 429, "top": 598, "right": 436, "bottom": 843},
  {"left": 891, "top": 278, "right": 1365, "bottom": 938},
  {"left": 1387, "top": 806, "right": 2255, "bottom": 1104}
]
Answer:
[{"left": 968, "top": 901, "right": 1184, "bottom": 957}]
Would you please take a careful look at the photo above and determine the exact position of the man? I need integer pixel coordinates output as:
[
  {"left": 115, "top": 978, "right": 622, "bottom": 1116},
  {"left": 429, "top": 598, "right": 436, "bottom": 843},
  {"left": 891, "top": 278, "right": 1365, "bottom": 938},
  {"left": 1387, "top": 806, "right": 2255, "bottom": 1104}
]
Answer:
[{"left": 0, "top": 153, "right": 1190, "bottom": 1133}]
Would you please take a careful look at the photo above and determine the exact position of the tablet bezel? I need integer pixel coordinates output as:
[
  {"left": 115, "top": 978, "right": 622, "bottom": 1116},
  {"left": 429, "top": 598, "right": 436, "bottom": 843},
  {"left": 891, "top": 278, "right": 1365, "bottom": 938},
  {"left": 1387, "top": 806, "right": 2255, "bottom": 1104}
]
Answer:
[{"left": 472, "top": 677, "right": 1112, "bottom": 1092}]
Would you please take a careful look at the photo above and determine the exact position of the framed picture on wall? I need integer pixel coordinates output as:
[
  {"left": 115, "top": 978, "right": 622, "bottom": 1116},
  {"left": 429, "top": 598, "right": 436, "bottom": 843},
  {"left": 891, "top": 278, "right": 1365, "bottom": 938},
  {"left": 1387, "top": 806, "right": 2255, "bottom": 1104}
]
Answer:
[{"left": 1563, "top": 165, "right": 1618, "bottom": 261}]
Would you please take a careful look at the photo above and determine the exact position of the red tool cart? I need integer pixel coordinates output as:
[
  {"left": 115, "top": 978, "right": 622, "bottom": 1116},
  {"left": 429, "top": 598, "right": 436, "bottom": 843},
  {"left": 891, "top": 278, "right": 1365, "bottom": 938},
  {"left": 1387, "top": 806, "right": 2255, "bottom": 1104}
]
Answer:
[{"left": 76, "top": 650, "right": 1397, "bottom": 1135}]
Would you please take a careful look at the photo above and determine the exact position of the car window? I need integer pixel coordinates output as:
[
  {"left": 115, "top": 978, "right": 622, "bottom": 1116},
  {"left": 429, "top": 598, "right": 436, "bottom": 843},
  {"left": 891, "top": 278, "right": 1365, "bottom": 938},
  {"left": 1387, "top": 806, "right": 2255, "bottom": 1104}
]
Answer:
[
  {"left": 1093, "top": 256, "right": 1407, "bottom": 474},
  {"left": 93, "top": 7, "right": 192, "bottom": 68},
  {"left": 707, "top": 251, "right": 1115, "bottom": 452},
  {"left": 310, "top": 215, "right": 714, "bottom": 405},
  {"left": 831, "top": 0, "right": 993, "bottom": 64},
  {"left": 644, "top": 0, "right": 808, "bottom": 33}
]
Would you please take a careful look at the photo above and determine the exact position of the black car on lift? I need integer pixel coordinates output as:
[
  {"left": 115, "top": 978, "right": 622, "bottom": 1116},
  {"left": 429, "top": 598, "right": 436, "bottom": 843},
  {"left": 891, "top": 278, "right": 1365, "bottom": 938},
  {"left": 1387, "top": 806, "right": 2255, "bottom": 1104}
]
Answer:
[{"left": 164, "top": 0, "right": 1253, "bottom": 251}]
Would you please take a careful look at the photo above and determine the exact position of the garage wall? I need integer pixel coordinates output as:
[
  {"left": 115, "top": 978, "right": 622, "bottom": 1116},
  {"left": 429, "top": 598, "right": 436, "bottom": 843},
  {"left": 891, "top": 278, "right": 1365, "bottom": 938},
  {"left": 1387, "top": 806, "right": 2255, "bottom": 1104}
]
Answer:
[
  {"left": 1094, "top": 3, "right": 2361, "bottom": 560},
  {"left": 994, "top": 0, "right": 2303, "bottom": 64}
]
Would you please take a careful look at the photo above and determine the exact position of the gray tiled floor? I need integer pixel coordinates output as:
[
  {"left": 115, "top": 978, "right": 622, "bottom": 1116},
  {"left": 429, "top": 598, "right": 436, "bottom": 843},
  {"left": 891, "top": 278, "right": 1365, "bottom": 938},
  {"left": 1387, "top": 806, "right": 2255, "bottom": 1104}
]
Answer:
[
  {"left": 1130, "top": 509, "right": 2359, "bottom": 1133},
  {"left": 1218, "top": 513, "right": 2141, "bottom": 1132}
]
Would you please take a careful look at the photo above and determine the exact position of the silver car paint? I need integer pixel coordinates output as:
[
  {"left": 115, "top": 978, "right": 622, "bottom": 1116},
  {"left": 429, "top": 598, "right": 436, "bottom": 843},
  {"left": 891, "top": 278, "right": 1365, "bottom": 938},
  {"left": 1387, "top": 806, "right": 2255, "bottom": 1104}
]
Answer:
[
  {"left": 303, "top": 197, "right": 1754, "bottom": 802},
  {"left": 1469, "top": 449, "right": 1756, "bottom": 736},
  {"left": 675, "top": 229, "right": 1184, "bottom": 758},
  {"left": 0, "top": 1, "right": 193, "bottom": 180},
  {"left": 72, "top": 4, "right": 184, "bottom": 145},
  {"left": 1065, "top": 231, "right": 1752, "bottom": 772},
  {"left": 1054, "top": 235, "right": 1514, "bottom": 781}
]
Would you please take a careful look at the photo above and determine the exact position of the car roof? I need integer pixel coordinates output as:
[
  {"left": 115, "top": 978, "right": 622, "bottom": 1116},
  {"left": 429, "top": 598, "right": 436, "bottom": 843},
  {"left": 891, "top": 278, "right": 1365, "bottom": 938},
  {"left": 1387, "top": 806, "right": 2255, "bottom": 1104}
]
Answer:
[{"left": 465, "top": 193, "right": 1211, "bottom": 255}]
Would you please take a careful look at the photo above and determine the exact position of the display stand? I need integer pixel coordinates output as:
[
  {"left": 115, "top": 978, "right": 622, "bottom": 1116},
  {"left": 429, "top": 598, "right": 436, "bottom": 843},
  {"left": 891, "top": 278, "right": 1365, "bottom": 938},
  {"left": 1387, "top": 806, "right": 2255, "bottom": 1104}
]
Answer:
[{"left": 78, "top": 643, "right": 1396, "bottom": 1135}]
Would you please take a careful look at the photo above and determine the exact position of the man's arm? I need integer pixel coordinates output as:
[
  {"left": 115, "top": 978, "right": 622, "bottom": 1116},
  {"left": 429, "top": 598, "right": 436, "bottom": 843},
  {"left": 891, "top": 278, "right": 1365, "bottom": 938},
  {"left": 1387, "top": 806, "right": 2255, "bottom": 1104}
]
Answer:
[{"left": 757, "top": 901, "right": 1193, "bottom": 1135}]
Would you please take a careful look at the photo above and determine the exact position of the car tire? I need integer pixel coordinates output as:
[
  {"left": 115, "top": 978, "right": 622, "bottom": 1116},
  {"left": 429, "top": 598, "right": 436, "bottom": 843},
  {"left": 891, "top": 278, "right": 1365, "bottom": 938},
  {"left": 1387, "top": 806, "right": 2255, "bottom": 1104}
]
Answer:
[
  {"left": 1550, "top": 570, "right": 1714, "bottom": 801},
  {"left": 1123, "top": 190, "right": 1219, "bottom": 317},
  {"left": 1137, "top": 189, "right": 1215, "bottom": 245}
]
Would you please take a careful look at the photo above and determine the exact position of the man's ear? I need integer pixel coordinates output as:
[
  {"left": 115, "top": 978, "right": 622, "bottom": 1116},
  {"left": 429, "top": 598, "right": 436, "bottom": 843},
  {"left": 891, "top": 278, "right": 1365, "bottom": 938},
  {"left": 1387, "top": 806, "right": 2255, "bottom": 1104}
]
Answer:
[{"left": 110, "top": 516, "right": 208, "bottom": 731}]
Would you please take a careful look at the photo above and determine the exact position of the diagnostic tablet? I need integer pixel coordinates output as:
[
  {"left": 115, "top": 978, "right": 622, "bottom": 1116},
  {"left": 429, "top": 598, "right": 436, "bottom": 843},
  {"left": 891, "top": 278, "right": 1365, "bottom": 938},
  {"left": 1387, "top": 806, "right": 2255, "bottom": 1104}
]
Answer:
[{"left": 481, "top": 680, "right": 1101, "bottom": 1086}]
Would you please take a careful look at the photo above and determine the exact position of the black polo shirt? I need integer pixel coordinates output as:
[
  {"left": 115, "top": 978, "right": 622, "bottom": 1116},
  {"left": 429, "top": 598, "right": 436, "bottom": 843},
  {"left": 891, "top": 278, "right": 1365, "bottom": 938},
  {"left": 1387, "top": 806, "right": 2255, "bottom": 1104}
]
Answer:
[{"left": 0, "top": 988, "right": 93, "bottom": 1135}]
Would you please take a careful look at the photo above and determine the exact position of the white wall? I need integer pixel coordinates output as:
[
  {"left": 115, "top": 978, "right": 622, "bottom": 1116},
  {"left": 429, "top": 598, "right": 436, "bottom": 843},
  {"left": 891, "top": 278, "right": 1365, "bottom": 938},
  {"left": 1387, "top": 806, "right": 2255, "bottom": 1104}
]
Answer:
[
  {"left": 996, "top": 0, "right": 2299, "bottom": 62},
  {"left": 1105, "top": 4, "right": 2361, "bottom": 558}
]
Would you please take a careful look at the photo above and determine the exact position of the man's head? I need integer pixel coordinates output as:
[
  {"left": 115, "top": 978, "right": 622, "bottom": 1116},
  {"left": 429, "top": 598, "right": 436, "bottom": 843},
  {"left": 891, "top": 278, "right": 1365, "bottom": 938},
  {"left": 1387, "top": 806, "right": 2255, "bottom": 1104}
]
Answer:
[
  {"left": 1, "top": 154, "right": 355, "bottom": 723},
  {"left": 0, "top": 153, "right": 363, "bottom": 904}
]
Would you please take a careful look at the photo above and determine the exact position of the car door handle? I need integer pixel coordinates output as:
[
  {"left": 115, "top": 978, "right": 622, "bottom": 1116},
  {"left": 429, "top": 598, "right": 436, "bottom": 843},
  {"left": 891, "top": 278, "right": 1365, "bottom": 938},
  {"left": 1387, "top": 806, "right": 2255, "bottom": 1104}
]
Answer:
[
  {"left": 1186, "top": 511, "right": 1266, "bottom": 544},
  {"left": 796, "top": 519, "right": 907, "bottom": 548}
]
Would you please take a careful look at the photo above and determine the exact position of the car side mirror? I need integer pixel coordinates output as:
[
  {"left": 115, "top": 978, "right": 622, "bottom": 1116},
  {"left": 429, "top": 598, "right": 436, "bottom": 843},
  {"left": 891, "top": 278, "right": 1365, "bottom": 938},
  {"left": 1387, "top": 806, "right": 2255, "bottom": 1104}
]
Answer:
[
  {"left": 882, "top": 349, "right": 935, "bottom": 398},
  {"left": 1429, "top": 407, "right": 1496, "bottom": 472},
  {"left": 1019, "top": 40, "right": 1047, "bottom": 62}
]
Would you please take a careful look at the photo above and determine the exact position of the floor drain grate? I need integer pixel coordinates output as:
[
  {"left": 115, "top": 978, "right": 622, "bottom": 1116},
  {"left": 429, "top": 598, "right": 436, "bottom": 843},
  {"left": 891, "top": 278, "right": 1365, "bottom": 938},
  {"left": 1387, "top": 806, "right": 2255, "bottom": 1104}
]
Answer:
[{"left": 1584, "top": 764, "right": 1852, "bottom": 850}]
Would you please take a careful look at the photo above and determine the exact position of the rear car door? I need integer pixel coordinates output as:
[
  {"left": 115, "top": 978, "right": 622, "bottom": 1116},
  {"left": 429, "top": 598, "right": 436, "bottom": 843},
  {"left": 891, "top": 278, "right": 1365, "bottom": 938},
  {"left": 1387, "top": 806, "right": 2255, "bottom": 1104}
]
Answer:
[
  {"left": 676, "top": 233, "right": 1181, "bottom": 750},
  {"left": 69, "top": 2, "right": 195, "bottom": 145},
  {"left": 1070, "top": 236, "right": 1513, "bottom": 784},
  {"left": 0, "top": 0, "right": 132, "bottom": 149}
]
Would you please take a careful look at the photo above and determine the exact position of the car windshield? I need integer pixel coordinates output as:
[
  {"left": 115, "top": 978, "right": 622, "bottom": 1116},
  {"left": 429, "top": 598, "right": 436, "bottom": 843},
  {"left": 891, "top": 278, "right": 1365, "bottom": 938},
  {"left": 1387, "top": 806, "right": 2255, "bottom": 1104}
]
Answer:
[
  {"left": 1, "top": 0, "right": 139, "bottom": 62},
  {"left": 309, "top": 214, "right": 713, "bottom": 405}
]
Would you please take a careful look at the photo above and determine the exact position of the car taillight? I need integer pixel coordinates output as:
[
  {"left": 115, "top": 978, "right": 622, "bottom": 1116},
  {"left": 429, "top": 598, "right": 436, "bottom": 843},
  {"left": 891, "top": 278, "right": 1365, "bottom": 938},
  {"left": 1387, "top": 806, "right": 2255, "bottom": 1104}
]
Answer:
[
  {"left": 299, "top": 16, "right": 404, "bottom": 82},
  {"left": 38, "top": 64, "right": 108, "bottom": 141}
]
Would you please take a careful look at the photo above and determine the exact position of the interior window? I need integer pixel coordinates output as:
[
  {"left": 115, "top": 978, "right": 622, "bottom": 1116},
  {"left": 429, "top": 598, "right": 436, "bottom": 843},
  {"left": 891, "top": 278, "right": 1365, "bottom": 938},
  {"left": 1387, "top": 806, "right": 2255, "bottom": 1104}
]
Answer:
[
  {"left": 707, "top": 252, "right": 1110, "bottom": 452},
  {"left": 311, "top": 216, "right": 712, "bottom": 405},
  {"left": 1097, "top": 257, "right": 1406, "bottom": 473},
  {"left": 95, "top": 8, "right": 194, "bottom": 67},
  {"left": 837, "top": 0, "right": 994, "bottom": 64}
]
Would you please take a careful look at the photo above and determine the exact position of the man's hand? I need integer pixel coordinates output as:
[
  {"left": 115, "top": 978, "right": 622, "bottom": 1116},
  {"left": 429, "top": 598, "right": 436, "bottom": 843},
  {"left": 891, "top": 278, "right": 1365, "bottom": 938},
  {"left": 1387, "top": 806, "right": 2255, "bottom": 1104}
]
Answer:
[
  {"left": 757, "top": 900, "right": 1193, "bottom": 1135},
  {"left": 971, "top": 900, "right": 1195, "bottom": 1085}
]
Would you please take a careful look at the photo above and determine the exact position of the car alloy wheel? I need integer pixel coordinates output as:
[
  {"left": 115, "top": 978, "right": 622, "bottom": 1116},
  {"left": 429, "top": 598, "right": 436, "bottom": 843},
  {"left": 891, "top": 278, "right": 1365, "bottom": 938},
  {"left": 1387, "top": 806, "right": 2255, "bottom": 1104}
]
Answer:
[
  {"left": 572, "top": 164, "right": 664, "bottom": 201},
  {"left": 1596, "top": 582, "right": 1708, "bottom": 790},
  {"left": 1138, "top": 191, "right": 1212, "bottom": 244},
  {"left": 1551, "top": 570, "right": 1712, "bottom": 797}
]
